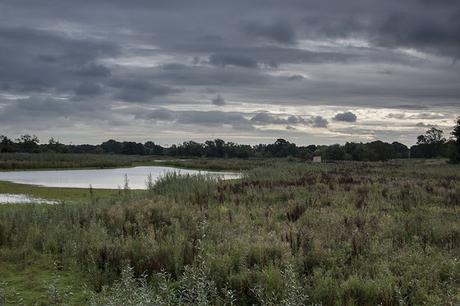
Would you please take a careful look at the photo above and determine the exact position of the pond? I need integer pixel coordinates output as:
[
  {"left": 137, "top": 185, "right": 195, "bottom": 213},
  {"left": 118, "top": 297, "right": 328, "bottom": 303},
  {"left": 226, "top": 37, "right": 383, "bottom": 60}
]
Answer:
[
  {"left": 0, "top": 194, "right": 58, "bottom": 205},
  {"left": 0, "top": 166, "right": 240, "bottom": 190}
]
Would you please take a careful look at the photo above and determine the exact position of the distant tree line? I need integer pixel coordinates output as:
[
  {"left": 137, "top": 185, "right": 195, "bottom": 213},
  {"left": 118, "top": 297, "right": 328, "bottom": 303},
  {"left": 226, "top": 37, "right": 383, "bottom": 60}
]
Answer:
[{"left": 1, "top": 118, "right": 459, "bottom": 162}]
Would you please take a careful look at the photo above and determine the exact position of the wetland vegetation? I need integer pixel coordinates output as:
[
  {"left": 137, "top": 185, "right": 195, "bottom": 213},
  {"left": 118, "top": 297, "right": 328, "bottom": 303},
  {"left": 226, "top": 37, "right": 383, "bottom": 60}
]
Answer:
[{"left": 0, "top": 159, "right": 459, "bottom": 305}]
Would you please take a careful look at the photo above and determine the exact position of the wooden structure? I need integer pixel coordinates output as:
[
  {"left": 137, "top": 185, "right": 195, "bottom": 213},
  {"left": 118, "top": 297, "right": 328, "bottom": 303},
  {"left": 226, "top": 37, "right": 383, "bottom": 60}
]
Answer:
[{"left": 312, "top": 156, "right": 322, "bottom": 163}]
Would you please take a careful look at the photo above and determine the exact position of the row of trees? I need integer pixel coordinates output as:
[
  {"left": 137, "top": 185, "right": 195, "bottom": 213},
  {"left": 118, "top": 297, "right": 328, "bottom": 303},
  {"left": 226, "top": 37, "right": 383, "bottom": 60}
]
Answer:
[{"left": 1, "top": 118, "right": 459, "bottom": 162}]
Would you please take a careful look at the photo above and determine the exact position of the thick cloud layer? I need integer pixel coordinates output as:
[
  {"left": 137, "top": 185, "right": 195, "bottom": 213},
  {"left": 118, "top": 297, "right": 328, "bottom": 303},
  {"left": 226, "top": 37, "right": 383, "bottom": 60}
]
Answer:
[
  {"left": 211, "top": 95, "right": 226, "bottom": 106},
  {"left": 0, "top": 0, "right": 459, "bottom": 145},
  {"left": 334, "top": 112, "right": 358, "bottom": 122}
]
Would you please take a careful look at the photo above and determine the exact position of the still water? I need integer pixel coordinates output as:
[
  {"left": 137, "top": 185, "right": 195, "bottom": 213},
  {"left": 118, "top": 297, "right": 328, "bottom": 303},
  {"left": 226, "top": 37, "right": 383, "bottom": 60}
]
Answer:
[
  {"left": 0, "top": 194, "right": 58, "bottom": 204},
  {"left": 0, "top": 166, "right": 239, "bottom": 190}
]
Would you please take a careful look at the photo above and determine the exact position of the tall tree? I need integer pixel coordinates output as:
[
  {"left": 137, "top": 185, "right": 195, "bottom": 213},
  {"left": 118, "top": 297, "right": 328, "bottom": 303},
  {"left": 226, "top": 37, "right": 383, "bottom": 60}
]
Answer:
[
  {"left": 16, "top": 134, "right": 40, "bottom": 153},
  {"left": 450, "top": 117, "right": 460, "bottom": 163},
  {"left": 0, "top": 135, "right": 14, "bottom": 152},
  {"left": 416, "top": 127, "right": 446, "bottom": 145},
  {"left": 413, "top": 127, "right": 447, "bottom": 158}
]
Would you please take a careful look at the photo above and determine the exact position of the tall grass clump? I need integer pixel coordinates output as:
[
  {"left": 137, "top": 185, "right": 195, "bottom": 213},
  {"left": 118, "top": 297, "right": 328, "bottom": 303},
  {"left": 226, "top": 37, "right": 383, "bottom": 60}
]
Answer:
[{"left": 153, "top": 172, "right": 218, "bottom": 206}]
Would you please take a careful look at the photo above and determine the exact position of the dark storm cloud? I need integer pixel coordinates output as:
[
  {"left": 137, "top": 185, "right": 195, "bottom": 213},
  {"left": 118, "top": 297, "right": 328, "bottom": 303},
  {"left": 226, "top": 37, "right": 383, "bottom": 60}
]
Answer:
[
  {"left": 0, "top": 26, "right": 117, "bottom": 94},
  {"left": 136, "top": 108, "right": 249, "bottom": 128},
  {"left": 161, "top": 63, "right": 189, "bottom": 71},
  {"left": 0, "top": 27, "right": 119, "bottom": 63},
  {"left": 243, "top": 20, "right": 297, "bottom": 44},
  {"left": 209, "top": 53, "right": 259, "bottom": 68},
  {"left": 74, "top": 82, "right": 103, "bottom": 96},
  {"left": 250, "top": 112, "right": 329, "bottom": 128},
  {"left": 287, "top": 75, "right": 306, "bottom": 81},
  {"left": 139, "top": 108, "right": 176, "bottom": 121},
  {"left": 135, "top": 108, "right": 329, "bottom": 130},
  {"left": 110, "top": 79, "right": 178, "bottom": 103},
  {"left": 72, "top": 64, "right": 111, "bottom": 78},
  {"left": 251, "top": 113, "right": 291, "bottom": 125},
  {"left": 309, "top": 116, "right": 329, "bottom": 128},
  {"left": 177, "top": 111, "right": 247, "bottom": 126},
  {"left": 374, "top": 12, "right": 460, "bottom": 58},
  {"left": 156, "top": 63, "right": 270, "bottom": 86},
  {"left": 250, "top": 113, "right": 310, "bottom": 126},
  {"left": 0, "top": 95, "right": 112, "bottom": 129},
  {"left": 287, "top": 115, "right": 306, "bottom": 124},
  {"left": 211, "top": 94, "right": 226, "bottom": 106},
  {"left": 333, "top": 111, "right": 357, "bottom": 122},
  {"left": 207, "top": 47, "right": 353, "bottom": 69},
  {"left": 4, "top": 97, "right": 71, "bottom": 116}
]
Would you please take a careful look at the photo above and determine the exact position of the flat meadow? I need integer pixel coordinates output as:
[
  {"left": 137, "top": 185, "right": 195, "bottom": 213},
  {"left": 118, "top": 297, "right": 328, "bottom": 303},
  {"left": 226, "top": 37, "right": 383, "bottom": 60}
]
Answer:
[{"left": 0, "top": 158, "right": 459, "bottom": 305}]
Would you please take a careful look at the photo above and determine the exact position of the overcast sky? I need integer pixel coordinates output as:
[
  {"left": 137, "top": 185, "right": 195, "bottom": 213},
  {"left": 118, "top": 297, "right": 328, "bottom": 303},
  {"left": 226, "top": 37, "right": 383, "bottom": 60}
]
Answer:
[{"left": 0, "top": 0, "right": 459, "bottom": 145}]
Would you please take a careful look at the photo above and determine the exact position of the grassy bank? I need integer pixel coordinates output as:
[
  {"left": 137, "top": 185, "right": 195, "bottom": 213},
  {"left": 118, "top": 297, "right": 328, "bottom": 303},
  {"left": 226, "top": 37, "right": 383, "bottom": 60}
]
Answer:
[
  {"left": 0, "top": 252, "right": 89, "bottom": 304},
  {"left": 0, "top": 159, "right": 459, "bottom": 305},
  {"left": 155, "top": 157, "right": 273, "bottom": 171},
  {"left": 0, "top": 181, "right": 120, "bottom": 202},
  {"left": 0, "top": 153, "right": 263, "bottom": 171},
  {"left": 0, "top": 153, "right": 161, "bottom": 171}
]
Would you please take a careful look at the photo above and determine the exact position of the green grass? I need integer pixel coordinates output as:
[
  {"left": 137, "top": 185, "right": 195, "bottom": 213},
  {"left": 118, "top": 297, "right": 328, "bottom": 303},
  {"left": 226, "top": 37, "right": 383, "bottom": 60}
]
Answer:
[
  {"left": 154, "top": 157, "right": 269, "bottom": 171},
  {"left": 0, "top": 153, "right": 165, "bottom": 171},
  {"left": 0, "top": 181, "right": 120, "bottom": 202},
  {"left": 0, "top": 159, "right": 459, "bottom": 305},
  {"left": 0, "top": 152, "right": 264, "bottom": 171},
  {"left": 0, "top": 252, "right": 88, "bottom": 305}
]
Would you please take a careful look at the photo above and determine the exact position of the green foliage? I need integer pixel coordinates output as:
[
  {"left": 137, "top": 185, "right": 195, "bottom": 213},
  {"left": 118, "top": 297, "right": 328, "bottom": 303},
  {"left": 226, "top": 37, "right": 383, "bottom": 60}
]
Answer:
[
  {"left": 0, "top": 134, "right": 411, "bottom": 161},
  {"left": 253, "top": 264, "right": 309, "bottom": 306},
  {"left": 417, "top": 128, "right": 445, "bottom": 145},
  {"left": 88, "top": 265, "right": 176, "bottom": 306},
  {"left": 450, "top": 117, "right": 460, "bottom": 163}
]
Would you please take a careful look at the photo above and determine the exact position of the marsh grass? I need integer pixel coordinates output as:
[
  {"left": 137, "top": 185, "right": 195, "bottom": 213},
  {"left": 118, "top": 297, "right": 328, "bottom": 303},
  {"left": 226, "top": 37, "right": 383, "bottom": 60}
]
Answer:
[
  {"left": 0, "top": 153, "right": 155, "bottom": 170},
  {"left": 0, "top": 160, "right": 459, "bottom": 305},
  {"left": 0, "top": 180, "right": 120, "bottom": 202},
  {"left": 0, "top": 153, "right": 264, "bottom": 171}
]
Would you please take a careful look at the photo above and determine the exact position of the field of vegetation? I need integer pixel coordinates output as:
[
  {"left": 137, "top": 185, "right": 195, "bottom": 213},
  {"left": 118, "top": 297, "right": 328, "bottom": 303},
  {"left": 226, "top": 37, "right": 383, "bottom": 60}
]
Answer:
[
  {"left": 0, "top": 159, "right": 459, "bottom": 305},
  {"left": 0, "top": 181, "right": 120, "bottom": 203},
  {"left": 0, "top": 153, "right": 262, "bottom": 171},
  {"left": 0, "top": 153, "right": 163, "bottom": 171}
]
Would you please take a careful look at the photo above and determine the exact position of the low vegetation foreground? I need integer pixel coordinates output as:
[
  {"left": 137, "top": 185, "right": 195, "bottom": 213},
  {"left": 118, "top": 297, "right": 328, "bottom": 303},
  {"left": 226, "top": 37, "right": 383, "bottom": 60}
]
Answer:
[{"left": 0, "top": 159, "right": 459, "bottom": 305}]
